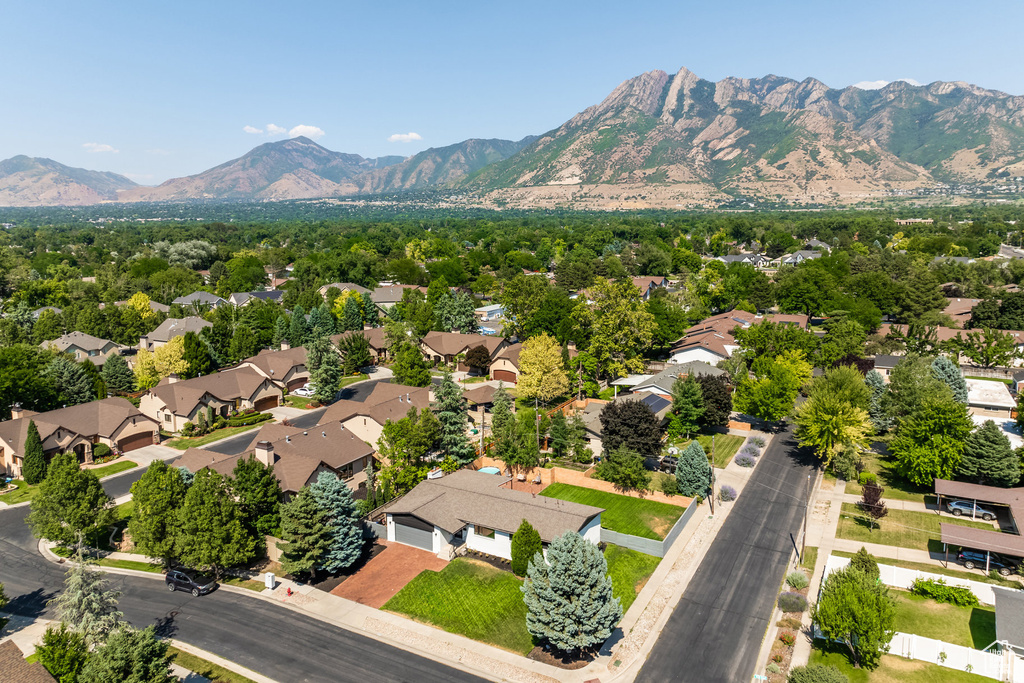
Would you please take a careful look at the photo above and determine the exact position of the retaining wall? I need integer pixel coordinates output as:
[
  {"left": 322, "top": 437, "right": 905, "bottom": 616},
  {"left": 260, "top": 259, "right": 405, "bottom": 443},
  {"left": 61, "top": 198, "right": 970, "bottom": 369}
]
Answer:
[{"left": 600, "top": 500, "right": 701, "bottom": 558}]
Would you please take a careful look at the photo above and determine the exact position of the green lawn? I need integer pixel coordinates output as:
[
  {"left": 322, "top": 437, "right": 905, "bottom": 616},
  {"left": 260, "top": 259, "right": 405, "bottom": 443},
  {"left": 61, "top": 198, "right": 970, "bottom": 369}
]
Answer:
[
  {"left": 540, "top": 483, "right": 685, "bottom": 540},
  {"left": 832, "top": 550, "right": 1022, "bottom": 588},
  {"left": 669, "top": 433, "right": 745, "bottom": 469},
  {"left": 383, "top": 558, "right": 534, "bottom": 655},
  {"left": 167, "top": 646, "right": 258, "bottom": 683},
  {"left": 836, "top": 503, "right": 997, "bottom": 552},
  {"left": 89, "top": 460, "right": 138, "bottom": 479},
  {"left": 965, "top": 375, "right": 1012, "bottom": 385},
  {"left": 605, "top": 544, "right": 660, "bottom": 613},
  {"left": 893, "top": 590, "right": 996, "bottom": 649},
  {"left": 338, "top": 373, "right": 369, "bottom": 388},
  {"left": 801, "top": 546, "right": 819, "bottom": 572},
  {"left": 0, "top": 479, "right": 38, "bottom": 505},
  {"left": 283, "top": 395, "right": 315, "bottom": 409},
  {"left": 810, "top": 644, "right": 993, "bottom": 682},
  {"left": 167, "top": 423, "right": 267, "bottom": 450},
  {"left": 97, "top": 558, "right": 163, "bottom": 573},
  {"left": 845, "top": 451, "right": 935, "bottom": 504}
]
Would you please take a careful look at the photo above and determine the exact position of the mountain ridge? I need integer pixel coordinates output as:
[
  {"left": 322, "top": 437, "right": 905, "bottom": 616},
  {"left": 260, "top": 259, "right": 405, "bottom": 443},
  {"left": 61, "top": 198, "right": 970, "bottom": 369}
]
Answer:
[{"left": 0, "top": 156, "right": 137, "bottom": 206}]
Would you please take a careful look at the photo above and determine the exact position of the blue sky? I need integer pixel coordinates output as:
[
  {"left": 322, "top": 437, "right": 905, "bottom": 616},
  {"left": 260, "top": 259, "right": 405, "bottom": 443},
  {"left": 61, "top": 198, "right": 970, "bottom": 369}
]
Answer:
[{"left": 4, "top": 0, "right": 1020, "bottom": 184}]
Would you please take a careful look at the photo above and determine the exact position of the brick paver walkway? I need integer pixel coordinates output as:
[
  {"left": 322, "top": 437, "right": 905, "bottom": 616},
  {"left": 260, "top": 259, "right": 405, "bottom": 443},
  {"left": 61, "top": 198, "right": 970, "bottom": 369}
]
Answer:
[{"left": 331, "top": 542, "right": 448, "bottom": 608}]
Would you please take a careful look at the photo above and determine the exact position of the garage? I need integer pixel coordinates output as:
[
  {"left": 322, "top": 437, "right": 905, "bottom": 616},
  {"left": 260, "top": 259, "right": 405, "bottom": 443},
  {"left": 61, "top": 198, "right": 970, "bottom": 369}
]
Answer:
[
  {"left": 492, "top": 369, "right": 517, "bottom": 384},
  {"left": 286, "top": 377, "right": 308, "bottom": 391},
  {"left": 392, "top": 514, "right": 434, "bottom": 551},
  {"left": 254, "top": 396, "right": 279, "bottom": 411},
  {"left": 117, "top": 432, "right": 154, "bottom": 452}
]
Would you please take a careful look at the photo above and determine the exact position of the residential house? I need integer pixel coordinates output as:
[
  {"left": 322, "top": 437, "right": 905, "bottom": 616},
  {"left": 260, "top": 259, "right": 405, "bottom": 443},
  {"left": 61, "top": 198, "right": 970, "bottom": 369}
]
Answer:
[
  {"left": 489, "top": 343, "right": 523, "bottom": 384},
  {"left": 138, "top": 367, "right": 283, "bottom": 433},
  {"left": 668, "top": 310, "right": 810, "bottom": 365},
  {"left": 872, "top": 355, "right": 900, "bottom": 381},
  {"left": 879, "top": 323, "right": 1024, "bottom": 367},
  {"left": 631, "top": 276, "right": 669, "bottom": 300},
  {"left": 419, "top": 331, "right": 511, "bottom": 370},
  {"left": 943, "top": 297, "right": 983, "bottom": 327},
  {"left": 172, "top": 291, "right": 227, "bottom": 309},
  {"left": 965, "top": 379, "right": 1017, "bottom": 419},
  {"left": 0, "top": 398, "right": 158, "bottom": 477},
  {"left": 778, "top": 250, "right": 822, "bottom": 266},
  {"left": 110, "top": 298, "right": 170, "bottom": 314},
  {"left": 474, "top": 304, "right": 505, "bottom": 322},
  {"left": 332, "top": 327, "right": 389, "bottom": 362},
  {"left": 318, "top": 382, "right": 431, "bottom": 449},
  {"left": 318, "top": 282, "right": 370, "bottom": 299},
  {"left": 384, "top": 470, "right": 602, "bottom": 560},
  {"left": 140, "top": 316, "right": 212, "bottom": 351},
  {"left": 228, "top": 290, "right": 284, "bottom": 307},
  {"left": 715, "top": 254, "right": 769, "bottom": 267},
  {"left": 31, "top": 306, "right": 61, "bottom": 319},
  {"left": 42, "top": 331, "right": 123, "bottom": 368},
  {"left": 237, "top": 346, "right": 309, "bottom": 391},
  {"left": 629, "top": 362, "right": 726, "bottom": 400},
  {"left": 174, "top": 421, "right": 374, "bottom": 497},
  {"left": 369, "top": 284, "right": 426, "bottom": 313},
  {"left": 805, "top": 239, "right": 832, "bottom": 251},
  {"left": 0, "top": 640, "right": 55, "bottom": 683}
]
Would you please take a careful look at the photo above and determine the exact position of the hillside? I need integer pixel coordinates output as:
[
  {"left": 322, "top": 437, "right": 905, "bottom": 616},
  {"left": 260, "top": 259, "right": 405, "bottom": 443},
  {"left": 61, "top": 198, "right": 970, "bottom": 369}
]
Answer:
[
  {"left": 0, "top": 156, "right": 137, "bottom": 206},
  {"left": 464, "top": 67, "right": 1024, "bottom": 208}
]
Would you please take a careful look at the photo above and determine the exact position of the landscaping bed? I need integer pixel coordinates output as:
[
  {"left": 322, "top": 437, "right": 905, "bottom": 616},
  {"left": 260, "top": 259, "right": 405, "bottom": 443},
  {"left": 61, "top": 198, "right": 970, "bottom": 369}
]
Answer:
[
  {"left": 836, "top": 503, "right": 996, "bottom": 552},
  {"left": 892, "top": 590, "right": 995, "bottom": 649},
  {"left": 540, "top": 483, "right": 685, "bottom": 540}
]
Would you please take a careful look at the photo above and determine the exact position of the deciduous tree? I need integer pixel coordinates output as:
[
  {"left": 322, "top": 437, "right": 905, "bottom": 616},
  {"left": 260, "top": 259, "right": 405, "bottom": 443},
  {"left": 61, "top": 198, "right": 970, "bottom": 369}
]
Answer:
[
  {"left": 464, "top": 344, "right": 491, "bottom": 374},
  {"left": 28, "top": 452, "right": 113, "bottom": 545},
  {"left": 696, "top": 373, "right": 732, "bottom": 428},
  {"left": 811, "top": 566, "right": 896, "bottom": 669},
  {"left": 596, "top": 446, "right": 650, "bottom": 492},
  {"left": 517, "top": 333, "right": 569, "bottom": 403},
  {"left": 890, "top": 397, "right": 974, "bottom": 486},
  {"left": 129, "top": 461, "right": 187, "bottom": 565},
  {"left": 669, "top": 375, "right": 704, "bottom": 439},
  {"left": 231, "top": 455, "right": 282, "bottom": 538},
  {"left": 574, "top": 278, "right": 654, "bottom": 379},
  {"left": 174, "top": 468, "right": 256, "bottom": 576},
  {"left": 957, "top": 327, "right": 1020, "bottom": 369},
  {"left": 794, "top": 394, "right": 872, "bottom": 471},
  {"left": 859, "top": 482, "right": 888, "bottom": 531},
  {"left": 521, "top": 531, "right": 622, "bottom": 655},
  {"left": 36, "top": 623, "right": 89, "bottom": 683},
  {"left": 391, "top": 342, "right": 431, "bottom": 387},
  {"left": 599, "top": 400, "right": 662, "bottom": 459}
]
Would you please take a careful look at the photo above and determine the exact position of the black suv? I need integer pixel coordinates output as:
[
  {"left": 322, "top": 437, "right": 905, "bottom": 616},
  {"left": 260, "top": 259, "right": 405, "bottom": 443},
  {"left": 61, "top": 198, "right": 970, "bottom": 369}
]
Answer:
[
  {"left": 957, "top": 548, "right": 1019, "bottom": 576},
  {"left": 660, "top": 456, "right": 679, "bottom": 473},
  {"left": 165, "top": 568, "right": 217, "bottom": 596}
]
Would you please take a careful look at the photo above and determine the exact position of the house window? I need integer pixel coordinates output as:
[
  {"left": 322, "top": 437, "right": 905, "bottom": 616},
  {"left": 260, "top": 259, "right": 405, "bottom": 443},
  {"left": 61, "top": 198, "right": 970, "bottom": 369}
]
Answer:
[
  {"left": 163, "top": 414, "right": 171, "bottom": 422},
  {"left": 474, "top": 525, "right": 495, "bottom": 539}
]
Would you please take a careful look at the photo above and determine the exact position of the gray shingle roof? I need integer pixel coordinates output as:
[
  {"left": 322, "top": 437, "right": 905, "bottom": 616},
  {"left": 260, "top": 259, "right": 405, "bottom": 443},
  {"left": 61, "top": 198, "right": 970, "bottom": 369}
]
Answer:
[{"left": 145, "top": 316, "right": 212, "bottom": 343}]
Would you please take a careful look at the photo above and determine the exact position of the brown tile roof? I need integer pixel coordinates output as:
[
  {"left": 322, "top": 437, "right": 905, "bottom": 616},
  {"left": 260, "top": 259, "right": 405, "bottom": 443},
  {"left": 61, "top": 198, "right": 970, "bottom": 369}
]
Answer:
[
  {"left": 0, "top": 398, "right": 155, "bottom": 453},
  {"left": 331, "top": 327, "right": 388, "bottom": 352},
  {"left": 318, "top": 383, "right": 431, "bottom": 426},
  {"left": 421, "top": 331, "right": 505, "bottom": 358},
  {"left": 148, "top": 367, "right": 274, "bottom": 417},
  {"left": 387, "top": 470, "right": 602, "bottom": 542},
  {"left": 0, "top": 640, "right": 56, "bottom": 683},
  {"left": 242, "top": 346, "right": 308, "bottom": 379},
  {"left": 175, "top": 421, "right": 373, "bottom": 494},
  {"left": 145, "top": 316, "right": 212, "bottom": 344}
]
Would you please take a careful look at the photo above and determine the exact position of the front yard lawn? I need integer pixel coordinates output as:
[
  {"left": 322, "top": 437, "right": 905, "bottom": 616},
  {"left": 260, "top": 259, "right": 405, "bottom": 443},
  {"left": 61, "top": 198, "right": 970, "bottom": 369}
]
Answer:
[
  {"left": 383, "top": 558, "right": 533, "bottom": 655},
  {"left": 893, "top": 590, "right": 996, "bottom": 649},
  {"left": 0, "top": 479, "right": 38, "bottom": 505},
  {"left": 89, "top": 460, "right": 138, "bottom": 479},
  {"left": 338, "top": 373, "right": 369, "bottom": 388},
  {"left": 810, "top": 643, "right": 992, "bottom": 682},
  {"left": 540, "top": 483, "right": 685, "bottom": 540},
  {"left": 166, "top": 423, "right": 267, "bottom": 450},
  {"left": 167, "top": 647, "right": 258, "bottom": 683},
  {"left": 284, "top": 395, "right": 316, "bottom": 409},
  {"left": 844, "top": 450, "right": 935, "bottom": 504},
  {"left": 836, "top": 503, "right": 996, "bottom": 552},
  {"left": 831, "top": 550, "right": 1022, "bottom": 588},
  {"left": 605, "top": 544, "right": 660, "bottom": 613},
  {"left": 668, "top": 433, "right": 745, "bottom": 469}
]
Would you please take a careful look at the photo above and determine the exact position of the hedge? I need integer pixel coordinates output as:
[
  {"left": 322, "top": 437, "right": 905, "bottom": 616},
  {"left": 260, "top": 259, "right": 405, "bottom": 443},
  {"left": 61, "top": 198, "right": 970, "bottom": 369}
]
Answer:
[
  {"left": 227, "top": 412, "right": 275, "bottom": 427},
  {"left": 910, "top": 577, "right": 979, "bottom": 607}
]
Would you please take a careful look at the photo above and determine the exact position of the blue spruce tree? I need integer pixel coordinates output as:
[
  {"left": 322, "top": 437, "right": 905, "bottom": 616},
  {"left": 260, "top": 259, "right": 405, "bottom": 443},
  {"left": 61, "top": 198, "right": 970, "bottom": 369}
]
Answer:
[{"left": 310, "top": 472, "right": 363, "bottom": 573}]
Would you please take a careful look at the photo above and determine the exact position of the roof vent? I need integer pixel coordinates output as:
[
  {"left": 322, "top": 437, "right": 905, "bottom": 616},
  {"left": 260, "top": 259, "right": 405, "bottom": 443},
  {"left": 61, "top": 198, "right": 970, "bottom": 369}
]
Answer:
[
  {"left": 286, "top": 435, "right": 291, "bottom": 443},
  {"left": 322, "top": 431, "right": 326, "bottom": 438}
]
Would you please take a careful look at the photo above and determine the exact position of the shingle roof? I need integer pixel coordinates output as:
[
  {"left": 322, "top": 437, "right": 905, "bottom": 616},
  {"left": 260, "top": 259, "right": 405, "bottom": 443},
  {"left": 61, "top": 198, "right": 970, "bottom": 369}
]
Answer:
[
  {"left": 318, "top": 383, "right": 431, "bottom": 426},
  {"left": 0, "top": 398, "right": 154, "bottom": 453},
  {"left": 995, "top": 588, "right": 1024, "bottom": 648},
  {"left": 332, "top": 327, "right": 388, "bottom": 352},
  {"left": 0, "top": 641, "right": 55, "bottom": 683},
  {"left": 172, "top": 291, "right": 226, "bottom": 306},
  {"left": 387, "top": 470, "right": 602, "bottom": 542},
  {"left": 320, "top": 282, "right": 370, "bottom": 296},
  {"left": 229, "top": 290, "right": 284, "bottom": 305},
  {"left": 370, "top": 285, "right": 423, "bottom": 304},
  {"left": 242, "top": 346, "right": 307, "bottom": 379},
  {"left": 114, "top": 298, "right": 170, "bottom": 313},
  {"left": 421, "top": 331, "right": 506, "bottom": 358},
  {"left": 463, "top": 384, "right": 497, "bottom": 405},
  {"left": 145, "top": 316, "right": 212, "bottom": 343},
  {"left": 43, "top": 330, "right": 117, "bottom": 353},
  {"left": 147, "top": 367, "right": 272, "bottom": 416},
  {"left": 494, "top": 342, "right": 522, "bottom": 368},
  {"left": 633, "top": 362, "right": 725, "bottom": 395}
]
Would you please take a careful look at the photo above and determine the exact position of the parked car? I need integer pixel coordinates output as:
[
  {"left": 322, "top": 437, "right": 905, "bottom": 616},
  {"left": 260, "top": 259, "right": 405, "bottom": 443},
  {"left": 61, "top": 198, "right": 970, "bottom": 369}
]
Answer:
[
  {"left": 165, "top": 568, "right": 217, "bottom": 596},
  {"left": 946, "top": 499, "right": 997, "bottom": 521},
  {"left": 293, "top": 383, "right": 316, "bottom": 398},
  {"left": 660, "top": 456, "right": 678, "bottom": 473},
  {"left": 957, "top": 548, "right": 1019, "bottom": 576}
]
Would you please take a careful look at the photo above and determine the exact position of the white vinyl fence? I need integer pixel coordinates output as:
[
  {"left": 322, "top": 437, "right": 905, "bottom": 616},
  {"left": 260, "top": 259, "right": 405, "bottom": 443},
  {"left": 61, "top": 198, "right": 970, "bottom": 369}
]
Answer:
[
  {"left": 825, "top": 553, "right": 1013, "bottom": 605},
  {"left": 888, "top": 632, "right": 1007, "bottom": 680}
]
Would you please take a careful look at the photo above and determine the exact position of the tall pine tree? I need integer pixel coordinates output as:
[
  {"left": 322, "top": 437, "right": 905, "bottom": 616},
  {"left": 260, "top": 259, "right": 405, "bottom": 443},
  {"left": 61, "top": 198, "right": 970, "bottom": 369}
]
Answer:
[
  {"left": 278, "top": 486, "right": 331, "bottom": 578},
  {"left": 101, "top": 353, "right": 136, "bottom": 394},
  {"left": 52, "top": 552, "right": 124, "bottom": 645},
  {"left": 342, "top": 296, "right": 363, "bottom": 332},
  {"left": 361, "top": 292, "right": 380, "bottom": 327},
  {"left": 310, "top": 472, "right": 363, "bottom": 573},
  {"left": 675, "top": 440, "right": 711, "bottom": 497},
  {"left": 273, "top": 315, "right": 290, "bottom": 348},
  {"left": 22, "top": 419, "right": 47, "bottom": 484},
  {"left": 521, "top": 531, "right": 622, "bottom": 654},
  {"left": 309, "top": 303, "right": 337, "bottom": 339},
  {"left": 548, "top": 411, "right": 570, "bottom": 459},
  {"left": 307, "top": 333, "right": 342, "bottom": 403},
  {"left": 960, "top": 419, "right": 1020, "bottom": 487},
  {"left": 931, "top": 356, "right": 968, "bottom": 404},
  {"left": 434, "top": 372, "right": 476, "bottom": 467},
  {"left": 289, "top": 304, "right": 309, "bottom": 347}
]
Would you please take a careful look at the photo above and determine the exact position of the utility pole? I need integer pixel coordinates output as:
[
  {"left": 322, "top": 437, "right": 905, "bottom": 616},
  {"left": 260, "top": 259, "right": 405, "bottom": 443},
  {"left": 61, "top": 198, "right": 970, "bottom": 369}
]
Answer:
[
  {"left": 535, "top": 396, "right": 540, "bottom": 449},
  {"left": 708, "top": 434, "right": 715, "bottom": 515}
]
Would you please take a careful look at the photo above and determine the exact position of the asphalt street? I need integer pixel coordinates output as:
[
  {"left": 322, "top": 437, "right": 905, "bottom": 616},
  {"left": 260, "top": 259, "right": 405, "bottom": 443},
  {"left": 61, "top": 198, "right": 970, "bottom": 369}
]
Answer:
[
  {"left": 0, "top": 475, "right": 486, "bottom": 683},
  {"left": 637, "top": 425, "right": 817, "bottom": 683}
]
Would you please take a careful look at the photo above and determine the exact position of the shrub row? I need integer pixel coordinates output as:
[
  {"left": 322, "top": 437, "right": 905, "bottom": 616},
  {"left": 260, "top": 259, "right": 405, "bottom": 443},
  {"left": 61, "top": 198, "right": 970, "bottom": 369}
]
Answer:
[
  {"left": 910, "top": 577, "right": 979, "bottom": 607},
  {"left": 227, "top": 412, "right": 275, "bottom": 427}
]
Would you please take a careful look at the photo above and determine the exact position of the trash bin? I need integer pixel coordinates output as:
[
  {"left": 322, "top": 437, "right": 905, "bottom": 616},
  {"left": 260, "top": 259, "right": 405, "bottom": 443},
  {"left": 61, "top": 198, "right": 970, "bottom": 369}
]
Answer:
[{"left": 264, "top": 572, "right": 276, "bottom": 590}]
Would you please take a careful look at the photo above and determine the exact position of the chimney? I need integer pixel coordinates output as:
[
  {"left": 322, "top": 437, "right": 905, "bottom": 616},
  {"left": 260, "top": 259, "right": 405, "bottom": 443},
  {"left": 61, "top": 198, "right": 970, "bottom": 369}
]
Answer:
[
  {"left": 567, "top": 341, "right": 576, "bottom": 352},
  {"left": 167, "top": 373, "right": 180, "bottom": 384},
  {"left": 138, "top": 335, "right": 148, "bottom": 351},
  {"left": 254, "top": 440, "right": 273, "bottom": 467},
  {"left": 10, "top": 403, "right": 22, "bottom": 420},
  {"left": 280, "top": 340, "right": 290, "bottom": 351}
]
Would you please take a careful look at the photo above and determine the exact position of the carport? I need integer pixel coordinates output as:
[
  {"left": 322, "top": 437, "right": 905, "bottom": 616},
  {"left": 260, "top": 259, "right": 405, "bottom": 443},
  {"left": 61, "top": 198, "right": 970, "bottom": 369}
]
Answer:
[{"left": 935, "top": 479, "right": 1024, "bottom": 572}]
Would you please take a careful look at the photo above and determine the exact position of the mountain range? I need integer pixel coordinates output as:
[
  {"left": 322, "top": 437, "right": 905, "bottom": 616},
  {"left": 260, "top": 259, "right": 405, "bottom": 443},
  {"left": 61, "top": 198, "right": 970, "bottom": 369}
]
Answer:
[{"left": 4, "top": 66, "right": 1024, "bottom": 208}]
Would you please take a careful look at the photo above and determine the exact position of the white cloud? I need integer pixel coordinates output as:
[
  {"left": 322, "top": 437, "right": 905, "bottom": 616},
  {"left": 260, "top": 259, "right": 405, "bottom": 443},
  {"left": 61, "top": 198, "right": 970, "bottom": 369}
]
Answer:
[
  {"left": 83, "top": 142, "right": 118, "bottom": 153},
  {"left": 243, "top": 125, "right": 263, "bottom": 134},
  {"left": 387, "top": 132, "right": 423, "bottom": 143},
  {"left": 266, "top": 123, "right": 287, "bottom": 136},
  {"left": 289, "top": 124, "right": 325, "bottom": 140},
  {"left": 852, "top": 77, "right": 922, "bottom": 90}
]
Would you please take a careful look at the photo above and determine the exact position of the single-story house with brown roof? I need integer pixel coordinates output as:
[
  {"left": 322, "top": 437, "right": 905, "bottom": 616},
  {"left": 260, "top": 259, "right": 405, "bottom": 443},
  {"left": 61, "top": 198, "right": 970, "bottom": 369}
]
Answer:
[
  {"left": 631, "top": 276, "right": 669, "bottom": 300},
  {"left": 384, "top": 470, "right": 602, "bottom": 560},
  {"left": 138, "top": 367, "right": 283, "bottom": 433},
  {"left": 174, "top": 420, "right": 375, "bottom": 496},
  {"left": 318, "top": 282, "right": 370, "bottom": 299},
  {"left": 331, "top": 327, "right": 388, "bottom": 361},
  {"left": 318, "top": 382, "right": 431, "bottom": 450},
  {"left": 42, "top": 330, "right": 124, "bottom": 368},
  {"left": 419, "top": 331, "right": 511, "bottom": 369},
  {"left": 237, "top": 345, "right": 309, "bottom": 391},
  {"left": 140, "top": 316, "right": 212, "bottom": 351},
  {"left": 0, "top": 398, "right": 158, "bottom": 477}
]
